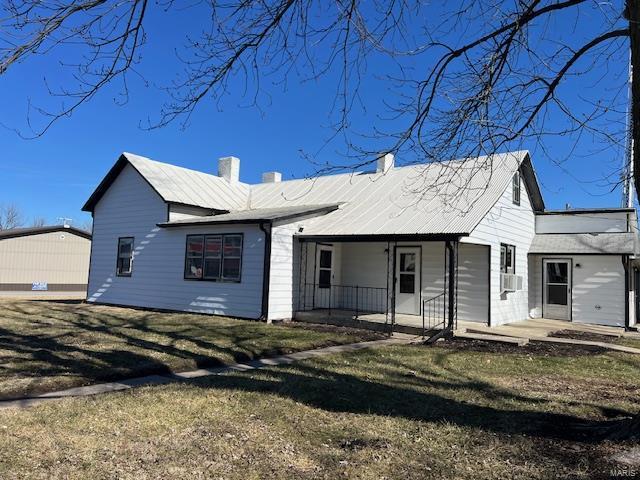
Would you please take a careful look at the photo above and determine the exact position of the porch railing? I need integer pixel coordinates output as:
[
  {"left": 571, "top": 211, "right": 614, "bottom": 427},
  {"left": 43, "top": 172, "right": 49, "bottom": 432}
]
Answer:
[
  {"left": 422, "top": 292, "right": 446, "bottom": 335},
  {"left": 298, "top": 283, "right": 388, "bottom": 319}
]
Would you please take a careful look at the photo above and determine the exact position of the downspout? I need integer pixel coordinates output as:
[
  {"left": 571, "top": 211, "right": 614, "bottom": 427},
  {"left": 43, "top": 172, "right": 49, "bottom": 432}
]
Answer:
[
  {"left": 623, "top": 254, "right": 630, "bottom": 329},
  {"left": 259, "top": 221, "right": 273, "bottom": 322}
]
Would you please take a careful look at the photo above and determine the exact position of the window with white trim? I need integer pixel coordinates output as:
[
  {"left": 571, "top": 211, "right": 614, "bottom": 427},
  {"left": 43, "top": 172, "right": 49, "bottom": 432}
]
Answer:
[
  {"left": 116, "top": 237, "right": 134, "bottom": 276},
  {"left": 184, "top": 234, "right": 243, "bottom": 282},
  {"left": 500, "top": 243, "right": 516, "bottom": 274}
]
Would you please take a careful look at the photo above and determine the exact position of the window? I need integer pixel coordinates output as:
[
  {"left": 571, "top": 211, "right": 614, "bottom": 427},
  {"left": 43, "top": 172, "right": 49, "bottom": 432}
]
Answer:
[
  {"left": 399, "top": 252, "right": 417, "bottom": 294},
  {"left": 512, "top": 172, "right": 521, "bottom": 205},
  {"left": 184, "top": 234, "right": 243, "bottom": 282},
  {"left": 318, "top": 248, "right": 332, "bottom": 288},
  {"left": 500, "top": 243, "right": 516, "bottom": 274},
  {"left": 116, "top": 237, "right": 134, "bottom": 276}
]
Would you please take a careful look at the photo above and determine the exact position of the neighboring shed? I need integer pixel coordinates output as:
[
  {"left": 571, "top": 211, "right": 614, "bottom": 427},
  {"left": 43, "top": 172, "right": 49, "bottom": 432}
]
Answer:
[{"left": 0, "top": 225, "right": 92, "bottom": 299}]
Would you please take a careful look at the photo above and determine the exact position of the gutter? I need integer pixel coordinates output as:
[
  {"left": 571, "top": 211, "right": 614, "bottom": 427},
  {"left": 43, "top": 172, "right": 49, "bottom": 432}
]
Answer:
[{"left": 259, "top": 221, "right": 273, "bottom": 322}]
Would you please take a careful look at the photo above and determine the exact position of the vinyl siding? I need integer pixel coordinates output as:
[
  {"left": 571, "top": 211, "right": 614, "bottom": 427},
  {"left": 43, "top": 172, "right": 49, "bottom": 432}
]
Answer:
[
  {"left": 299, "top": 240, "right": 489, "bottom": 323},
  {"left": 168, "top": 204, "right": 214, "bottom": 221},
  {"left": 0, "top": 231, "right": 90, "bottom": 286},
  {"left": 535, "top": 212, "right": 629, "bottom": 234},
  {"left": 529, "top": 254, "right": 626, "bottom": 327},
  {"left": 267, "top": 222, "right": 297, "bottom": 320},
  {"left": 88, "top": 164, "right": 265, "bottom": 318},
  {"left": 464, "top": 172, "right": 535, "bottom": 326}
]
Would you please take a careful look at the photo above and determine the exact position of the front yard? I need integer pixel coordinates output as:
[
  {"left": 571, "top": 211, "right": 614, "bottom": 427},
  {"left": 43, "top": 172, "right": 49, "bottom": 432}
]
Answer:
[
  {"left": 1, "top": 331, "right": 640, "bottom": 479},
  {"left": 0, "top": 300, "right": 382, "bottom": 400}
]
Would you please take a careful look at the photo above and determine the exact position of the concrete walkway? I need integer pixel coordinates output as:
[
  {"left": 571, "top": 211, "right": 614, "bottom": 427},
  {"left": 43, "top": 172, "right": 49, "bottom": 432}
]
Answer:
[{"left": 0, "top": 336, "right": 417, "bottom": 410}]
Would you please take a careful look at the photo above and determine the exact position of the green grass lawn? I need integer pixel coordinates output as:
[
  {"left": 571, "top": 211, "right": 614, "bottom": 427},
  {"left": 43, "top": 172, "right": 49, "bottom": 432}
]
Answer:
[
  {"left": 0, "top": 300, "right": 383, "bottom": 400},
  {"left": 1, "top": 338, "right": 639, "bottom": 479}
]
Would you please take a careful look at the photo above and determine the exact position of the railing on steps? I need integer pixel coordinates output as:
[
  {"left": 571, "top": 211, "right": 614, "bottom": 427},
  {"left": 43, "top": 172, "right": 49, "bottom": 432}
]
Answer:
[
  {"left": 422, "top": 292, "right": 446, "bottom": 338},
  {"left": 299, "top": 283, "right": 389, "bottom": 320}
]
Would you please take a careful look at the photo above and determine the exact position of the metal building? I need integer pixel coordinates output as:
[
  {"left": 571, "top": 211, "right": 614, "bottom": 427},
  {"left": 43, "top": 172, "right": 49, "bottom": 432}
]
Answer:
[{"left": 0, "top": 225, "right": 91, "bottom": 299}]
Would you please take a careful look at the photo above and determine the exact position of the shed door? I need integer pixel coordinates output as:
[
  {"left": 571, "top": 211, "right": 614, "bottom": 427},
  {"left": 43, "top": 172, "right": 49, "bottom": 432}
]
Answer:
[
  {"left": 395, "top": 247, "right": 421, "bottom": 315},
  {"left": 543, "top": 259, "right": 571, "bottom": 320}
]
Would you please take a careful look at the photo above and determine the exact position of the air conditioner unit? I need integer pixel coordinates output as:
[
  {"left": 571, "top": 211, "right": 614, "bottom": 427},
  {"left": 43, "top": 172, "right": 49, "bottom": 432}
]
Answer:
[{"left": 500, "top": 273, "right": 523, "bottom": 293}]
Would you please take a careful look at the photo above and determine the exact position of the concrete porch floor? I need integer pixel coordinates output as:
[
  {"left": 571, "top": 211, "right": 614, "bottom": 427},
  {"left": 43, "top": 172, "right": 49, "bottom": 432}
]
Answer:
[{"left": 295, "top": 309, "right": 639, "bottom": 339}]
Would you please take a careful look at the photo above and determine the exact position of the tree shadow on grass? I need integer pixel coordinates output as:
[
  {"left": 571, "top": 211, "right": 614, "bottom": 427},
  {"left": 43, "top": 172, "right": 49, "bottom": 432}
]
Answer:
[
  {"left": 0, "top": 302, "right": 370, "bottom": 400},
  {"left": 188, "top": 358, "right": 635, "bottom": 445}
]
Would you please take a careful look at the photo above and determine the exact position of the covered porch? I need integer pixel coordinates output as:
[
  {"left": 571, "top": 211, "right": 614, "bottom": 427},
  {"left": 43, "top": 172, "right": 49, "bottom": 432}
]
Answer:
[{"left": 293, "top": 236, "right": 491, "bottom": 335}]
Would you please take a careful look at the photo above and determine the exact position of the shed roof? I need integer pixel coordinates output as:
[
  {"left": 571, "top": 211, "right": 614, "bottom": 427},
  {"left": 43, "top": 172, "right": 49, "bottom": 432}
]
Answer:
[
  {"left": 529, "top": 233, "right": 637, "bottom": 255},
  {"left": 158, "top": 204, "right": 341, "bottom": 227},
  {"left": 0, "top": 225, "right": 91, "bottom": 241}
]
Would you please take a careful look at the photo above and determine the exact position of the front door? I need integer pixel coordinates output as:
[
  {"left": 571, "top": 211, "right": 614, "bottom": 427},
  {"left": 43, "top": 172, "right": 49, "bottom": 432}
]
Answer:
[
  {"left": 543, "top": 259, "right": 572, "bottom": 320},
  {"left": 395, "top": 247, "right": 421, "bottom": 315},
  {"left": 315, "top": 245, "right": 334, "bottom": 308}
]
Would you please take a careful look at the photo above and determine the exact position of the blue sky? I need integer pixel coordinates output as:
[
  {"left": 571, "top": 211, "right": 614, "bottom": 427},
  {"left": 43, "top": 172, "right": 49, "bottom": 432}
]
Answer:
[{"left": 0, "top": 2, "right": 632, "bottom": 227}]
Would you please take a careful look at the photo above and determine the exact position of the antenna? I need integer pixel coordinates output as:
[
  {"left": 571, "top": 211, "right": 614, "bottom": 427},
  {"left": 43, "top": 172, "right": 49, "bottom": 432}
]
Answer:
[
  {"left": 57, "top": 217, "right": 73, "bottom": 228},
  {"left": 622, "top": 51, "right": 634, "bottom": 208}
]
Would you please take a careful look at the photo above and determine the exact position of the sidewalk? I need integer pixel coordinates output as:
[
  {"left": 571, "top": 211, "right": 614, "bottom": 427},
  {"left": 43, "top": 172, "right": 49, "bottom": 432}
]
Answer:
[{"left": 0, "top": 336, "right": 417, "bottom": 410}]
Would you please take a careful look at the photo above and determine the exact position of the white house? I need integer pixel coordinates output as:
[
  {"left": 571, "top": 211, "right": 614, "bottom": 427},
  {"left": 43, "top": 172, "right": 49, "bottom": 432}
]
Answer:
[{"left": 82, "top": 151, "right": 639, "bottom": 330}]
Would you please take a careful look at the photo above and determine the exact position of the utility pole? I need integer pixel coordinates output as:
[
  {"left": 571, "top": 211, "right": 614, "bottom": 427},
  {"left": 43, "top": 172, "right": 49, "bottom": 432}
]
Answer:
[
  {"left": 626, "top": 0, "right": 640, "bottom": 203},
  {"left": 623, "top": 53, "right": 634, "bottom": 208}
]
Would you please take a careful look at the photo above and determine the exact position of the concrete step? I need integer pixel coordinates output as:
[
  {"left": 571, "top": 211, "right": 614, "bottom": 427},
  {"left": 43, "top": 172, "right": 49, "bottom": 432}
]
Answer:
[{"left": 454, "top": 331, "right": 529, "bottom": 346}]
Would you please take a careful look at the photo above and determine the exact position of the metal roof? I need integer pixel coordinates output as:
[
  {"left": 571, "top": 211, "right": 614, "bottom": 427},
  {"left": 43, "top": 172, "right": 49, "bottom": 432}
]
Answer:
[
  {"left": 158, "top": 204, "right": 341, "bottom": 227},
  {"left": 0, "top": 225, "right": 91, "bottom": 241},
  {"left": 85, "top": 150, "right": 542, "bottom": 237},
  {"left": 249, "top": 151, "right": 532, "bottom": 236},
  {"left": 83, "top": 152, "right": 249, "bottom": 212},
  {"left": 529, "top": 233, "right": 637, "bottom": 255}
]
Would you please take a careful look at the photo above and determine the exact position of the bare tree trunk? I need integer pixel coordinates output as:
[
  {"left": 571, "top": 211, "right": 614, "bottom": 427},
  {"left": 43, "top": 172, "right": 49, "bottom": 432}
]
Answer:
[{"left": 629, "top": 0, "right": 640, "bottom": 202}]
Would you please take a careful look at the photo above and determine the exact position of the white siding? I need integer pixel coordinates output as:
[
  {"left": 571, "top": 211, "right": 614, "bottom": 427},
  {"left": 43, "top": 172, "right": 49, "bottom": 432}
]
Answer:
[
  {"left": 267, "top": 222, "right": 297, "bottom": 320},
  {"left": 535, "top": 212, "right": 628, "bottom": 233},
  {"left": 529, "top": 254, "right": 626, "bottom": 327},
  {"left": 457, "top": 243, "right": 490, "bottom": 323},
  {"left": 168, "top": 204, "right": 214, "bottom": 221},
  {"left": 299, "top": 240, "right": 490, "bottom": 323},
  {"left": 88, "top": 164, "right": 265, "bottom": 318},
  {"left": 464, "top": 172, "right": 535, "bottom": 326}
]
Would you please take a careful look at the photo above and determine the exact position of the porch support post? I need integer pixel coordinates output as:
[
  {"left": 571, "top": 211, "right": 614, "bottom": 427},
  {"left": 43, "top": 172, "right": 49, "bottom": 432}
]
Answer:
[{"left": 446, "top": 239, "right": 458, "bottom": 331}]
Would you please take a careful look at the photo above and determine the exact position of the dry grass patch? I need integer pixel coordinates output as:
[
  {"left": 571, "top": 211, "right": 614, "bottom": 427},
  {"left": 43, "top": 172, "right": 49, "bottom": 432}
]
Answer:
[
  {"left": 0, "top": 300, "right": 383, "bottom": 400},
  {"left": 1, "top": 340, "right": 639, "bottom": 479}
]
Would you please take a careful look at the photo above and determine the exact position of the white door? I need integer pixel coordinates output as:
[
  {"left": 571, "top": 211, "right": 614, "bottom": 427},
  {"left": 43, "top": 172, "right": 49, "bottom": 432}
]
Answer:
[
  {"left": 543, "top": 259, "right": 571, "bottom": 320},
  {"left": 395, "top": 247, "right": 421, "bottom": 315},
  {"left": 315, "top": 245, "right": 334, "bottom": 308}
]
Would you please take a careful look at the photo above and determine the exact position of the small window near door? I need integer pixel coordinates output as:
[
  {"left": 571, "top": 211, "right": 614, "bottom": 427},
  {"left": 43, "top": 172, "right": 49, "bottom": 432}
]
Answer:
[
  {"left": 318, "top": 249, "right": 332, "bottom": 288},
  {"left": 500, "top": 244, "right": 515, "bottom": 274},
  {"left": 116, "top": 237, "right": 134, "bottom": 276},
  {"left": 512, "top": 172, "right": 521, "bottom": 205},
  {"left": 399, "top": 252, "right": 416, "bottom": 293}
]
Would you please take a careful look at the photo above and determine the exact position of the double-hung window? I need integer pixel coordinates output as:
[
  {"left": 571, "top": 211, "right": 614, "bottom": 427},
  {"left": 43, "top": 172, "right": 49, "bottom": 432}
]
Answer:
[
  {"left": 184, "top": 234, "right": 243, "bottom": 282},
  {"left": 500, "top": 243, "right": 516, "bottom": 274},
  {"left": 116, "top": 237, "right": 134, "bottom": 276}
]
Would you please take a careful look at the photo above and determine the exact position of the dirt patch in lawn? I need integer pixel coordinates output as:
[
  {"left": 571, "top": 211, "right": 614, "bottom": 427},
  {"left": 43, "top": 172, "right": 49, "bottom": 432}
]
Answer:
[
  {"left": 438, "top": 337, "right": 608, "bottom": 356},
  {"left": 550, "top": 329, "right": 618, "bottom": 343}
]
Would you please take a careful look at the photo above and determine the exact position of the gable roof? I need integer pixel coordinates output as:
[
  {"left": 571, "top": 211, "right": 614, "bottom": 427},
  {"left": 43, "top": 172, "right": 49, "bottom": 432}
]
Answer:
[
  {"left": 84, "top": 150, "right": 544, "bottom": 237},
  {"left": 82, "top": 152, "right": 249, "bottom": 212},
  {"left": 0, "top": 225, "right": 91, "bottom": 241},
  {"left": 250, "top": 151, "right": 540, "bottom": 237}
]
